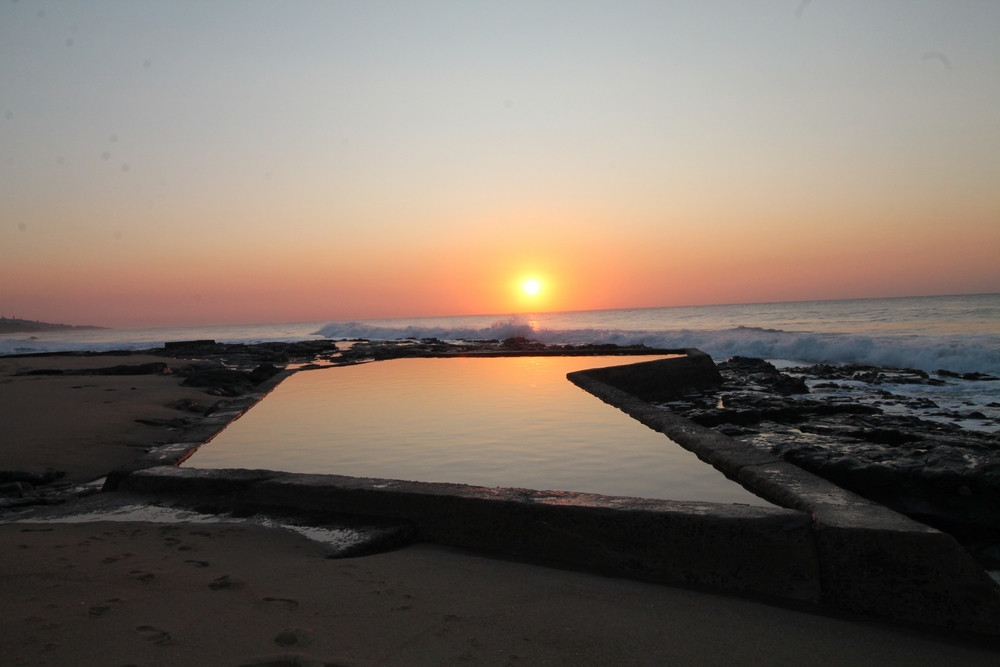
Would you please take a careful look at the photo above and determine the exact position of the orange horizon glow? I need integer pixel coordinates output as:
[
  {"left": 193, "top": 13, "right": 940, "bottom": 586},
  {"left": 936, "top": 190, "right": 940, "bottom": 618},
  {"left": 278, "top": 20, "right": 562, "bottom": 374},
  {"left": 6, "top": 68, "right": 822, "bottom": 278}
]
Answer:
[{"left": 2, "top": 4, "right": 999, "bottom": 329}]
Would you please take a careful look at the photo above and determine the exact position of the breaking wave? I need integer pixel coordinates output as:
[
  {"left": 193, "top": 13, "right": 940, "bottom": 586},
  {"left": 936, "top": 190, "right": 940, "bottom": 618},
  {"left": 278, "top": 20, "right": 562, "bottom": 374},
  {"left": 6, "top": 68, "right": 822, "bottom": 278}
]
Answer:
[{"left": 315, "top": 321, "right": 1000, "bottom": 375}]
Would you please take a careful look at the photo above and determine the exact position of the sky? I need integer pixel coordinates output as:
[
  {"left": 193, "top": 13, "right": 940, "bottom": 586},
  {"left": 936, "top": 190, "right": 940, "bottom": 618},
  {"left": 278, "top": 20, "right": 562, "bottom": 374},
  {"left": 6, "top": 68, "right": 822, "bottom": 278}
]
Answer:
[{"left": 1, "top": 0, "right": 998, "bottom": 327}]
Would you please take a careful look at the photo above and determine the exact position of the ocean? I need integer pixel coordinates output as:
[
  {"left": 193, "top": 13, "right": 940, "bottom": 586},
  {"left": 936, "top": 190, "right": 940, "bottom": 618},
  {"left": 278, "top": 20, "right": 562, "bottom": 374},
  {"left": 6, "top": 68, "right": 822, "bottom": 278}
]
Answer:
[
  {"left": 3, "top": 293, "right": 999, "bottom": 376},
  {"left": 5, "top": 292, "right": 999, "bottom": 430}
]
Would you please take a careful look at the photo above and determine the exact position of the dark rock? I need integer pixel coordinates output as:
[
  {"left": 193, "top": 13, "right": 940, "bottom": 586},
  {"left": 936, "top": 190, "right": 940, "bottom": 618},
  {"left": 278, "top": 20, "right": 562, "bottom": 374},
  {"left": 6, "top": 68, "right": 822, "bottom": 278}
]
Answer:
[
  {"left": 77, "top": 362, "right": 169, "bottom": 376},
  {"left": 177, "top": 363, "right": 254, "bottom": 397},
  {"left": 247, "top": 363, "right": 280, "bottom": 385},
  {"left": 659, "top": 356, "right": 1000, "bottom": 542},
  {"left": 17, "top": 362, "right": 169, "bottom": 377},
  {"left": 0, "top": 470, "right": 65, "bottom": 486},
  {"left": 164, "top": 339, "right": 216, "bottom": 349},
  {"left": 819, "top": 457, "right": 864, "bottom": 484},
  {"left": 717, "top": 426, "right": 755, "bottom": 437},
  {"left": 717, "top": 356, "right": 809, "bottom": 395},
  {"left": 501, "top": 337, "right": 547, "bottom": 350},
  {"left": 171, "top": 398, "right": 204, "bottom": 413},
  {"left": 135, "top": 417, "right": 191, "bottom": 428},
  {"left": 773, "top": 374, "right": 810, "bottom": 394},
  {"left": 848, "top": 463, "right": 898, "bottom": 490},
  {"left": 0, "top": 481, "right": 34, "bottom": 497},
  {"left": 690, "top": 408, "right": 760, "bottom": 427},
  {"left": 842, "top": 428, "right": 923, "bottom": 447}
]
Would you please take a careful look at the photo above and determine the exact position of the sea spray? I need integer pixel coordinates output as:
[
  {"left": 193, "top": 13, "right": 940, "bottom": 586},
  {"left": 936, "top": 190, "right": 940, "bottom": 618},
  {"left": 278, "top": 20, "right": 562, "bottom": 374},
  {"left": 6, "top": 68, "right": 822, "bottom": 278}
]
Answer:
[
  {"left": 313, "top": 321, "right": 1000, "bottom": 377},
  {"left": 5, "top": 294, "right": 999, "bottom": 376}
]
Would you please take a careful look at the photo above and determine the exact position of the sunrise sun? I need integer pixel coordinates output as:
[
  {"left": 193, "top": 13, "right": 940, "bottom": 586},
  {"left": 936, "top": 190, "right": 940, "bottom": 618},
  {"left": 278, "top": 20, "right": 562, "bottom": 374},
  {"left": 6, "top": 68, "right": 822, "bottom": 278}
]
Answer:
[{"left": 522, "top": 279, "right": 541, "bottom": 296}]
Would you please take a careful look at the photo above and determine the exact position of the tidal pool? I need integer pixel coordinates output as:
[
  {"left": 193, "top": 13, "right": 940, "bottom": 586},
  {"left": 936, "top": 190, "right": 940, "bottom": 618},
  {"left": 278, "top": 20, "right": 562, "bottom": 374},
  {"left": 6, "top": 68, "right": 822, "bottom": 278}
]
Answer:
[{"left": 184, "top": 356, "right": 771, "bottom": 506}]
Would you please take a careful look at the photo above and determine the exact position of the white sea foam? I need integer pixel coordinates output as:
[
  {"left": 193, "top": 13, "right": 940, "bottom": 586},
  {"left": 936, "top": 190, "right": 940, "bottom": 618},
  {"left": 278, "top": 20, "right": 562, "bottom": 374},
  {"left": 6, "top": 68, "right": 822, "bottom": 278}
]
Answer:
[
  {"left": 4, "top": 295, "right": 999, "bottom": 375},
  {"left": 314, "top": 321, "right": 1000, "bottom": 376}
]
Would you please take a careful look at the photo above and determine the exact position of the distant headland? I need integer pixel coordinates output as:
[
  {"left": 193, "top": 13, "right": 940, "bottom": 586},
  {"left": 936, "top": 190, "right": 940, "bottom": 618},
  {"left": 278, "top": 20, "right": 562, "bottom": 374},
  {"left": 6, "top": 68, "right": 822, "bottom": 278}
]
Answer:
[{"left": 0, "top": 317, "right": 106, "bottom": 335}]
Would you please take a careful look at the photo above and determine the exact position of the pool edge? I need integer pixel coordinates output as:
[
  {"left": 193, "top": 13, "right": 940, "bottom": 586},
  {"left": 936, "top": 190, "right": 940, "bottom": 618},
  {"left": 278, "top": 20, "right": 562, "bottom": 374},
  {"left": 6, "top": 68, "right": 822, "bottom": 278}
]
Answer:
[
  {"left": 118, "top": 464, "right": 821, "bottom": 605},
  {"left": 568, "top": 355, "right": 1000, "bottom": 636}
]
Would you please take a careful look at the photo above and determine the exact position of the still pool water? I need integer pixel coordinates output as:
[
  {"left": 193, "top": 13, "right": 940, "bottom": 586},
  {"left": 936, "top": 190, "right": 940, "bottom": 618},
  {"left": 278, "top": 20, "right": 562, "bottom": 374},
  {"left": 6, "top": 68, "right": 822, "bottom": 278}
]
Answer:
[{"left": 184, "top": 356, "right": 772, "bottom": 506}]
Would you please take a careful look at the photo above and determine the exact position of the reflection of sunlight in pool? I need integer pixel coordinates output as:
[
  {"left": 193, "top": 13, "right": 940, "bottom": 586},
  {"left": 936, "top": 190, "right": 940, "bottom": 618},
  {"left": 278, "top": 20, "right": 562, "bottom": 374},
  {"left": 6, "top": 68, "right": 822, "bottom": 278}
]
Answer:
[{"left": 185, "top": 356, "right": 772, "bottom": 506}]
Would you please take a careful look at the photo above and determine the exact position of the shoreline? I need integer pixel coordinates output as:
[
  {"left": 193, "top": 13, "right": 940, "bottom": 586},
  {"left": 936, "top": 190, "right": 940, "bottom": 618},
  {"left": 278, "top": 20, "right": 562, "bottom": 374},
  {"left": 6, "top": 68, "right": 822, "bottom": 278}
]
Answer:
[{"left": 3, "top": 340, "right": 1000, "bottom": 652}]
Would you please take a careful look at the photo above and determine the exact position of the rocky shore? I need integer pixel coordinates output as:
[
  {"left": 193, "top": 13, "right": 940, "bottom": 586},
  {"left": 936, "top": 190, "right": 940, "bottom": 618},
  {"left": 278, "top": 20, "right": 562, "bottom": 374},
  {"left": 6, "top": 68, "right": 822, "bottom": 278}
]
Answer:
[
  {"left": 7, "top": 339, "right": 1000, "bottom": 569},
  {"left": 656, "top": 357, "right": 1000, "bottom": 563}
]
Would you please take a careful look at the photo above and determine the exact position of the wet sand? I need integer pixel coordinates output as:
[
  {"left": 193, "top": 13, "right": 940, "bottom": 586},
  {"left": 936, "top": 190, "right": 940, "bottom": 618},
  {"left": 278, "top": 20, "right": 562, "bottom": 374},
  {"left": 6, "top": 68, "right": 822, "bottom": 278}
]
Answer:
[
  {"left": 0, "top": 355, "right": 207, "bottom": 484},
  {"left": 3, "top": 521, "right": 997, "bottom": 667}
]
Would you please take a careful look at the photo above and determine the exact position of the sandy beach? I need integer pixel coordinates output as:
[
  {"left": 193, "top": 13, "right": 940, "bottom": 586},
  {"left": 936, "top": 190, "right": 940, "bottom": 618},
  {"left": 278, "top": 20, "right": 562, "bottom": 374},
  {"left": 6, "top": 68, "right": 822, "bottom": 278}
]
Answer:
[
  {"left": 4, "top": 520, "right": 999, "bottom": 667},
  {"left": 0, "top": 354, "right": 206, "bottom": 484},
  {"left": 2, "top": 352, "right": 999, "bottom": 665}
]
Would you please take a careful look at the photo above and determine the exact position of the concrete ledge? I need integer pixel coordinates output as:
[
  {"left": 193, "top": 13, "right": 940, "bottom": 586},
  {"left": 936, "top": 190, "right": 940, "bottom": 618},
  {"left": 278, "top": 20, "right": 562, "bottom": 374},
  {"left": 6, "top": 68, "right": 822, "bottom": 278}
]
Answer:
[
  {"left": 102, "top": 369, "right": 295, "bottom": 491},
  {"left": 566, "top": 371, "right": 781, "bottom": 474},
  {"left": 571, "top": 349, "right": 723, "bottom": 402},
  {"left": 569, "top": 355, "right": 1000, "bottom": 635},
  {"left": 105, "top": 351, "right": 1000, "bottom": 636},
  {"left": 739, "top": 462, "right": 1000, "bottom": 632},
  {"left": 120, "top": 465, "right": 821, "bottom": 603}
]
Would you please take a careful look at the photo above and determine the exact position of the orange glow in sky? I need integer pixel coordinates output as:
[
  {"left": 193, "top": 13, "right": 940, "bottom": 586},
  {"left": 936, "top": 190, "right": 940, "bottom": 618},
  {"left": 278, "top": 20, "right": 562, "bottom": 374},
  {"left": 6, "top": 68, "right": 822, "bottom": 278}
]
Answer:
[{"left": 1, "top": 3, "right": 999, "bottom": 327}]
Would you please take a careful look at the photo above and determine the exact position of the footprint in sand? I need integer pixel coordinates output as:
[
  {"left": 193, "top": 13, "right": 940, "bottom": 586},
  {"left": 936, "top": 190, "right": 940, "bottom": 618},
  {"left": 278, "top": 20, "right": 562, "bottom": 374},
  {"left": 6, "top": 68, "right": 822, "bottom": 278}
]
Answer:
[
  {"left": 89, "top": 598, "right": 122, "bottom": 617},
  {"left": 136, "top": 625, "right": 172, "bottom": 645},
  {"left": 88, "top": 604, "right": 113, "bottom": 617},
  {"left": 274, "top": 627, "right": 313, "bottom": 647},
  {"left": 208, "top": 575, "right": 246, "bottom": 590},
  {"left": 129, "top": 570, "right": 155, "bottom": 583},
  {"left": 262, "top": 597, "right": 299, "bottom": 609},
  {"left": 184, "top": 559, "right": 210, "bottom": 568},
  {"left": 103, "top": 554, "right": 132, "bottom": 564},
  {"left": 237, "top": 654, "right": 334, "bottom": 667}
]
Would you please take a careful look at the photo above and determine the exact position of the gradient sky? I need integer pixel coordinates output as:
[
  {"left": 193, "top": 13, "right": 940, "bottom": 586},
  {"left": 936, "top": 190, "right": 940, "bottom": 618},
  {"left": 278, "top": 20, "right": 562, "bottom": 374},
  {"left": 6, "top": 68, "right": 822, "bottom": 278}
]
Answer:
[{"left": 2, "top": 1, "right": 999, "bottom": 327}]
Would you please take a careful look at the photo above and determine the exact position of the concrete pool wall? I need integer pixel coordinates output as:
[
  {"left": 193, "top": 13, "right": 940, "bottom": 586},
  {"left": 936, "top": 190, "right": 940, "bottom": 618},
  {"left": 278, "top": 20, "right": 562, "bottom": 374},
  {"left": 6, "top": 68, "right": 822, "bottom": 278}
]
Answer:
[
  {"left": 568, "top": 352, "right": 1000, "bottom": 635},
  {"left": 110, "top": 349, "right": 1000, "bottom": 637}
]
